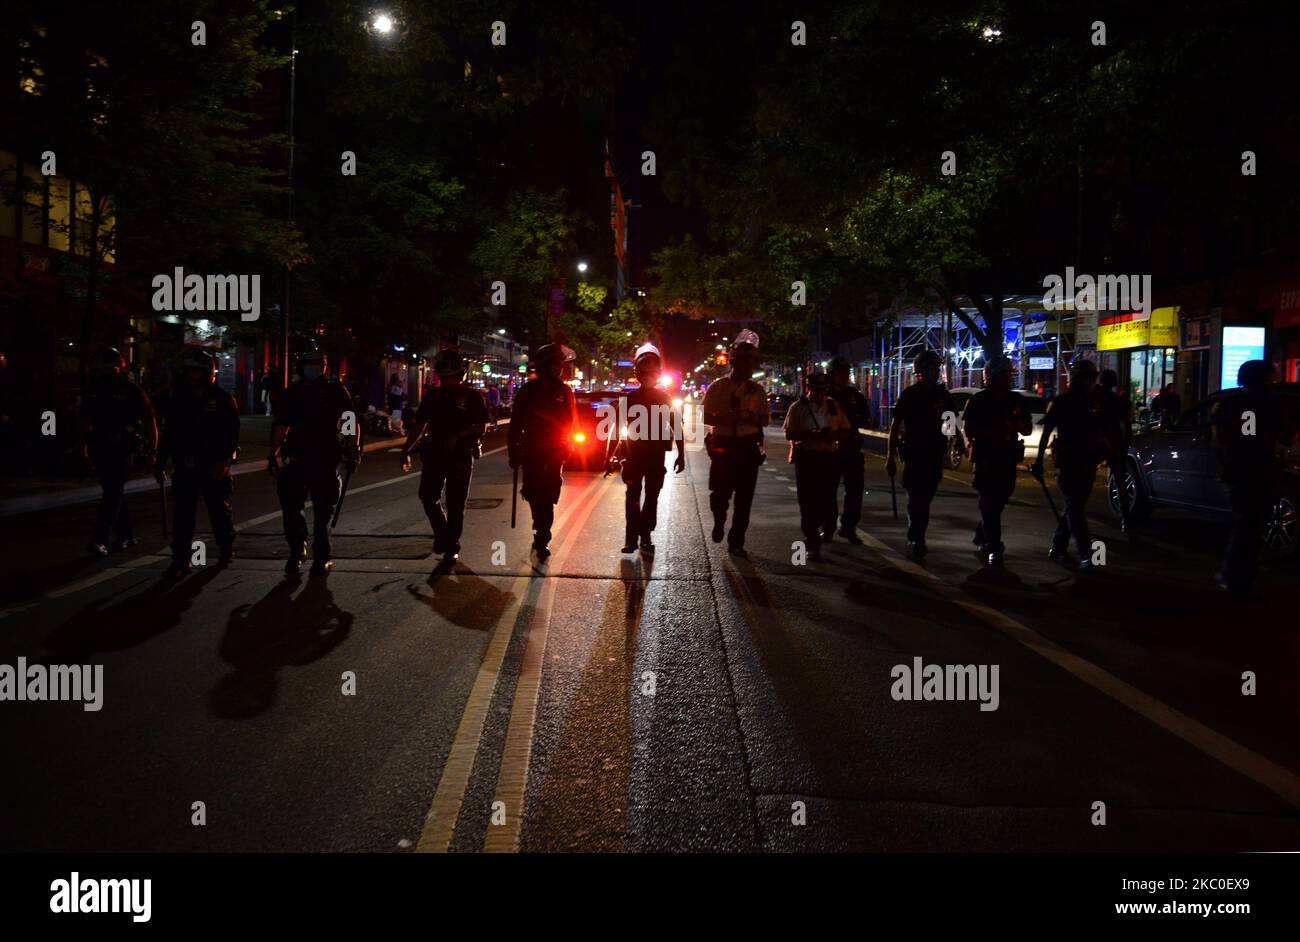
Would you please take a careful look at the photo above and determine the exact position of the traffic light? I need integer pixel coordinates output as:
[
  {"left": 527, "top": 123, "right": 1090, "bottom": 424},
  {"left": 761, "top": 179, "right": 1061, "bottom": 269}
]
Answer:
[{"left": 715, "top": 351, "right": 728, "bottom": 366}]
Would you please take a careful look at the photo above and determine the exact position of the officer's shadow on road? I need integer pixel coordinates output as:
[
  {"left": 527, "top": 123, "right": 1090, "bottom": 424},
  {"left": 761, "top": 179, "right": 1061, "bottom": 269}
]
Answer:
[
  {"left": 210, "top": 574, "right": 353, "bottom": 720},
  {"left": 404, "top": 565, "right": 514, "bottom": 632},
  {"left": 43, "top": 565, "right": 224, "bottom": 659}
]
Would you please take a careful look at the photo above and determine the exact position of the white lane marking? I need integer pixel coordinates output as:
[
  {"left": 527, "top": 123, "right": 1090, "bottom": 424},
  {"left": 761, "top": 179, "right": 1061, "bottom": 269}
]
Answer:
[
  {"left": 854, "top": 527, "right": 1300, "bottom": 811},
  {"left": 417, "top": 468, "right": 607, "bottom": 853},
  {"left": 482, "top": 475, "right": 616, "bottom": 852}
]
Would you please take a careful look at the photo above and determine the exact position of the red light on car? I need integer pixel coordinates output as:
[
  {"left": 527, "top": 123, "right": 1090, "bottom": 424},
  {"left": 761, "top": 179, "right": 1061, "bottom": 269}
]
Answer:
[{"left": 573, "top": 432, "right": 587, "bottom": 444}]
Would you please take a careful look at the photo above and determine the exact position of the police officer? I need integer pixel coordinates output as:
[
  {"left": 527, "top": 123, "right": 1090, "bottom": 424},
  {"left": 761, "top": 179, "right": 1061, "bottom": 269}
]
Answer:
[
  {"left": 605, "top": 344, "right": 686, "bottom": 554},
  {"left": 269, "top": 351, "right": 360, "bottom": 575},
  {"left": 401, "top": 349, "right": 488, "bottom": 564},
  {"left": 784, "top": 372, "right": 850, "bottom": 559},
  {"left": 508, "top": 343, "right": 577, "bottom": 559},
  {"left": 828, "top": 356, "right": 871, "bottom": 543},
  {"left": 962, "top": 356, "right": 1032, "bottom": 566},
  {"left": 78, "top": 347, "right": 157, "bottom": 556},
  {"left": 1094, "top": 368, "right": 1133, "bottom": 533},
  {"left": 886, "top": 350, "right": 956, "bottom": 560},
  {"left": 1213, "top": 360, "right": 1292, "bottom": 595},
  {"left": 155, "top": 348, "right": 240, "bottom": 578},
  {"left": 1034, "top": 359, "right": 1102, "bottom": 570},
  {"left": 702, "top": 330, "right": 769, "bottom": 558}
]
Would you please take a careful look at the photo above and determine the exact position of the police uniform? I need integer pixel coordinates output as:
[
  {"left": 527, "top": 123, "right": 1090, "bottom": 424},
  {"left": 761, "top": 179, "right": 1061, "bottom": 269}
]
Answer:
[
  {"left": 157, "top": 381, "right": 240, "bottom": 565},
  {"left": 413, "top": 383, "right": 488, "bottom": 554},
  {"left": 963, "top": 388, "right": 1029, "bottom": 561},
  {"left": 702, "top": 374, "right": 769, "bottom": 551},
  {"left": 1213, "top": 386, "right": 1286, "bottom": 592},
  {"left": 508, "top": 374, "right": 577, "bottom": 551},
  {"left": 612, "top": 384, "right": 678, "bottom": 549},
  {"left": 275, "top": 376, "right": 354, "bottom": 564},
  {"left": 893, "top": 380, "right": 956, "bottom": 548},
  {"left": 1094, "top": 385, "right": 1132, "bottom": 523},
  {"left": 80, "top": 373, "right": 155, "bottom": 549},
  {"left": 783, "top": 392, "right": 850, "bottom": 550},
  {"left": 828, "top": 380, "right": 871, "bottom": 535},
  {"left": 1043, "top": 387, "right": 1102, "bottom": 560}
]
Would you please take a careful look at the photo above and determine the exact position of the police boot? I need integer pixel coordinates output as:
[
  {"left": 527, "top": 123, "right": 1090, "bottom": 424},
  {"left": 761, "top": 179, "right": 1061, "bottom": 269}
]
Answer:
[
  {"left": 621, "top": 530, "right": 639, "bottom": 554},
  {"left": 161, "top": 560, "right": 192, "bottom": 580},
  {"left": 310, "top": 557, "right": 334, "bottom": 574},
  {"left": 284, "top": 546, "right": 308, "bottom": 575}
]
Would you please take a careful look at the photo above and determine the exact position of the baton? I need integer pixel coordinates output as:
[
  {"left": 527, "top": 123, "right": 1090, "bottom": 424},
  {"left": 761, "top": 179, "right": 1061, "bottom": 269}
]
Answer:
[
  {"left": 1035, "top": 472, "right": 1060, "bottom": 521},
  {"left": 511, "top": 466, "right": 519, "bottom": 528},
  {"left": 159, "top": 479, "right": 168, "bottom": 540},
  {"left": 331, "top": 464, "right": 355, "bottom": 529},
  {"left": 889, "top": 469, "right": 899, "bottom": 520}
]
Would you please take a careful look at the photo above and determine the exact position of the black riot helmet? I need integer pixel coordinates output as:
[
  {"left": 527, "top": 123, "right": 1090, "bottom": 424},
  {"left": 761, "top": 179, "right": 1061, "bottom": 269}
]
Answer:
[
  {"left": 913, "top": 349, "right": 942, "bottom": 377},
  {"left": 180, "top": 347, "right": 217, "bottom": 384},
  {"left": 92, "top": 346, "right": 126, "bottom": 375},
  {"left": 1237, "top": 359, "right": 1274, "bottom": 392},
  {"left": 434, "top": 349, "right": 466, "bottom": 380}
]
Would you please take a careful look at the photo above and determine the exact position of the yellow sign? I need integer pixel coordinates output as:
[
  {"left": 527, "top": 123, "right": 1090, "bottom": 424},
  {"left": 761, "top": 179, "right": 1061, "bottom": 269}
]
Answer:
[{"left": 1097, "top": 306, "right": 1179, "bottom": 351}]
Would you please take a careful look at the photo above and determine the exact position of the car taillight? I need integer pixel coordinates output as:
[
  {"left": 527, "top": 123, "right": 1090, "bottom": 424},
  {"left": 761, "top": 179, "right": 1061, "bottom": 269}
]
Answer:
[{"left": 573, "top": 432, "right": 587, "bottom": 444}]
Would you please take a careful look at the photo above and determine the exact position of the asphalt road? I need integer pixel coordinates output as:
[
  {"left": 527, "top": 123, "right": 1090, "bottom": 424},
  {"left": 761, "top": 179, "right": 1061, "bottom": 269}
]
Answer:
[{"left": 2, "top": 415, "right": 1298, "bottom": 852}]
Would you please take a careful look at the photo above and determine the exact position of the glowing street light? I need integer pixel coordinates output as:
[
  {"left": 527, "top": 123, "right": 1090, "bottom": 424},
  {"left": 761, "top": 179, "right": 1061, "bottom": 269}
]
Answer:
[
  {"left": 372, "top": 13, "right": 394, "bottom": 33},
  {"left": 577, "top": 261, "right": 588, "bottom": 273}
]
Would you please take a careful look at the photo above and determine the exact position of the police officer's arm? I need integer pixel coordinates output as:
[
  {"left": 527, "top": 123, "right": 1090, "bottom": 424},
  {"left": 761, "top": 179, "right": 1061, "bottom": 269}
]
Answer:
[
  {"left": 671, "top": 397, "right": 686, "bottom": 468},
  {"left": 137, "top": 389, "right": 159, "bottom": 458},
  {"left": 887, "top": 407, "right": 904, "bottom": 466},
  {"left": 783, "top": 399, "right": 811, "bottom": 442},
  {"left": 338, "top": 386, "right": 362, "bottom": 466},
  {"left": 269, "top": 396, "right": 292, "bottom": 476}
]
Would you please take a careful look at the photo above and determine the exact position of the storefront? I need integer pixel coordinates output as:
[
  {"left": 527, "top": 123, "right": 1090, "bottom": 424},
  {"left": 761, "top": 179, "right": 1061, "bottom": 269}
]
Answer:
[
  {"left": 1095, "top": 306, "right": 1180, "bottom": 422},
  {"left": 1265, "top": 281, "right": 1300, "bottom": 383}
]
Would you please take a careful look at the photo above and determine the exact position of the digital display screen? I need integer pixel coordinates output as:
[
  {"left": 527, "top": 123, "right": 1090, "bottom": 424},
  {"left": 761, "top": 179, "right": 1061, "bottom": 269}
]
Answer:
[{"left": 1220, "top": 325, "right": 1265, "bottom": 388}]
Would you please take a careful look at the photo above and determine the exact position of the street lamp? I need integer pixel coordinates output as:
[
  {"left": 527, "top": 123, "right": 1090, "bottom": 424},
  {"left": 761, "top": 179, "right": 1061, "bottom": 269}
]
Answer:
[
  {"left": 372, "top": 13, "right": 394, "bottom": 33},
  {"left": 577, "top": 261, "right": 588, "bottom": 273}
]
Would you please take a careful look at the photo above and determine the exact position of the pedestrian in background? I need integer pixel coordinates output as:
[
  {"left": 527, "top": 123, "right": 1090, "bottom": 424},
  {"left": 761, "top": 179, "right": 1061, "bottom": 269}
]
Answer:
[
  {"left": 702, "top": 329, "right": 769, "bottom": 558},
  {"left": 1034, "top": 359, "right": 1102, "bottom": 571},
  {"left": 886, "top": 350, "right": 955, "bottom": 561},
  {"left": 78, "top": 347, "right": 157, "bottom": 557},
  {"left": 784, "top": 372, "right": 849, "bottom": 559},
  {"left": 963, "top": 356, "right": 1032, "bottom": 567},
  {"left": 828, "top": 356, "right": 871, "bottom": 543}
]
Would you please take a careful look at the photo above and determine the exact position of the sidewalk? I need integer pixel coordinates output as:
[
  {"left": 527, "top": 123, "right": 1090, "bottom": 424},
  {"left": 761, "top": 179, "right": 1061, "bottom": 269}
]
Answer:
[{"left": 0, "top": 414, "right": 411, "bottom": 518}]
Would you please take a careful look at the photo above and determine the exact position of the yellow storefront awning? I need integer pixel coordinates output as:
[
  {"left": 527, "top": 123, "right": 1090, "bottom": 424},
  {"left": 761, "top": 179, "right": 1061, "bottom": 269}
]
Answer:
[{"left": 1096, "top": 305, "right": 1179, "bottom": 352}]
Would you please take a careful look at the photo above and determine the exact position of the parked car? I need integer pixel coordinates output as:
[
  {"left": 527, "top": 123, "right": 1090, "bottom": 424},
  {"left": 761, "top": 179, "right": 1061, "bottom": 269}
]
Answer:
[
  {"left": 945, "top": 387, "right": 1049, "bottom": 470},
  {"left": 767, "top": 393, "right": 797, "bottom": 425},
  {"left": 1107, "top": 384, "right": 1300, "bottom": 558}
]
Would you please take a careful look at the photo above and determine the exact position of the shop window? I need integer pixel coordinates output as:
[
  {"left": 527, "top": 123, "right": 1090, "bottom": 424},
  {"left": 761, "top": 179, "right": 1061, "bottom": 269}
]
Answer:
[
  {"left": 47, "top": 176, "right": 71, "bottom": 251},
  {"left": 21, "top": 164, "right": 45, "bottom": 246}
]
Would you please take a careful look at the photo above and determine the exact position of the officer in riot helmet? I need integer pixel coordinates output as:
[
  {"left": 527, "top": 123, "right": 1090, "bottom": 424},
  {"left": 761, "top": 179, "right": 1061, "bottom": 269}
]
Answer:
[
  {"left": 962, "top": 355, "right": 1032, "bottom": 566},
  {"left": 1034, "top": 358, "right": 1102, "bottom": 570},
  {"left": 701, "top": 329, "right": 770, "bottom": 558},
  {"left": 79, "top": 346, "right": 157, "bottom": 556},
  {"left": 605, "top": 343, "right": 686, "bottom": 554},
  {"left": 269, "top": 350, "right": 360, "bottom": 575},
  {"left": 887, "top": 349, "right": 956, "bottom": 560},
  {"left": 401, "top": 349, "right": 488, "bottom": 565},
  {"left": 508, "top": 343, "right": 578, "bottom": 559},
  {"left": 155, "top": 348, "right": 240, "bottom": 578}
]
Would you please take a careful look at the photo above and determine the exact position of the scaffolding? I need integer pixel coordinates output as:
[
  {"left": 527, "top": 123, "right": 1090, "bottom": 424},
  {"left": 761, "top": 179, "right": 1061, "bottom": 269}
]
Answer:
[{"left": 866, "top": 294, "right": 1079, "bottom": 426}]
